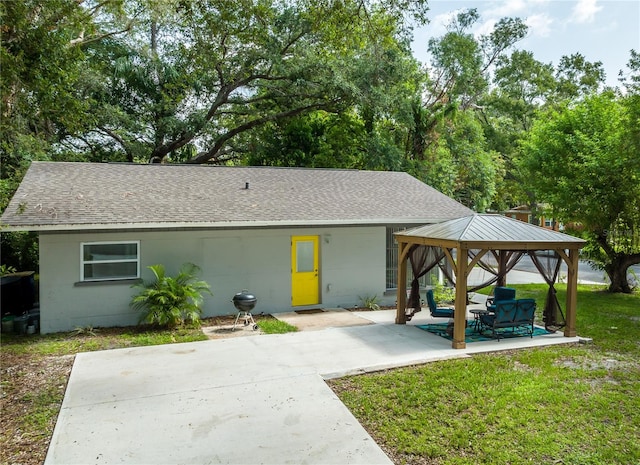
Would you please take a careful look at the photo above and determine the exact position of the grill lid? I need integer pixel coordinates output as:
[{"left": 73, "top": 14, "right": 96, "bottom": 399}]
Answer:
[{"left": 233, "top": 290, "right": 256, "bottom": 302}]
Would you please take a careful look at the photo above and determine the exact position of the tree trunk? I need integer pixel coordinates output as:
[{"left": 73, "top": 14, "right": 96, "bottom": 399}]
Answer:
[{"left": 605, "top": 257, "right": 633, "bottom": 294}]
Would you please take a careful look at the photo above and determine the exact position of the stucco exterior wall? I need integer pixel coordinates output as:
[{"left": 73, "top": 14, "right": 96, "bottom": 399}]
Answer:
[{"left": 38, "top": 226, "right": 389, "bottom": 333}]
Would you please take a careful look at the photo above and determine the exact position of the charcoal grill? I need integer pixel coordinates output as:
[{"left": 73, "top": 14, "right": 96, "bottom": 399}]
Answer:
[{"left": 232, "top": 290, "right": 258, "bottom": 331}]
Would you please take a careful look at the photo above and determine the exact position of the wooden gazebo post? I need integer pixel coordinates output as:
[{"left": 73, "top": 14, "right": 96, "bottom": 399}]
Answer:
[
  {"left": 497, "top": 250, "right": 508, "bottom": 287},
  {"left": 395, "top": 242, "right": 410, "bottom": 324},
  {"left": 452, "top": 245, "right": 468, "bottom": 349}
]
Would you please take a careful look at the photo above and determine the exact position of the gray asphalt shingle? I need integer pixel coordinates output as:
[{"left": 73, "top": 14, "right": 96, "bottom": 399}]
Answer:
[{"left": 1, "top": 162, "right": 474, "bottom": 231}]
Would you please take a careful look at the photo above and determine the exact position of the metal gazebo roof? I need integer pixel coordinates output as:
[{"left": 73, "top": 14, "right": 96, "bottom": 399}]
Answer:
[{"left": 395, "top": 214, "right": 586, "bottom": 250}]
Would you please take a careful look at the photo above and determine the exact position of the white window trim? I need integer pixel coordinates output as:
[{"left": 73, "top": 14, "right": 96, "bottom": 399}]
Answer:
[{"left": 80, "top": 240, "right": 140, "bottom": 282}]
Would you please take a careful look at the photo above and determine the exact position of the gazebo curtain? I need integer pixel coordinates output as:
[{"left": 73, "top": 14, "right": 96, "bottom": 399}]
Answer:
[
  {"left": 406, "top": 246, "right": 524, "bottom": 316},
  {"left": 466, "top": 250, "right": 524, "bottom": 292},
  {"left": 407, "top": 245, "right": 447, "bottom": 316},
  {"left": 406, "top": 245, "right": 567, "bottom": 329},
  {"left": 529, "top": 250, "right": 566, "bottom": 331}
]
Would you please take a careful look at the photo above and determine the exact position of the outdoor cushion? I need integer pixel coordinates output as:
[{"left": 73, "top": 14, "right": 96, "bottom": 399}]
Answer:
[
  {"left": 486, "top": 286, "right": 517, "bottom": 311},
  {"left": 426, "top": 289, "right": 454, "bottom": 318},
  {"left": 481, "top": 299, "right": 537, "bottom": 340}
]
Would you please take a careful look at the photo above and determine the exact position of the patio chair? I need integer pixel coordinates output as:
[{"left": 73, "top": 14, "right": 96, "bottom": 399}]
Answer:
[
  {"left": 426, "top": 289, "right": 454, "bottom": 318},
  {"left": 486, "top": 286, "right": 516, "bottom": 312},
  {"left": 480, "top": 299, "right": 518, "bottom": 340},
  {"left": 513, "top": 298, "right": 536, "bottom": 337}
]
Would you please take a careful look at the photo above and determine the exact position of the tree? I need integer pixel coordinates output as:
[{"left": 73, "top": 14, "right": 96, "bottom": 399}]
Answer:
[
  {"left": 245, "top": 111, "right": 367, "bottom": 168},
  {"left": 0, "top": 0, "right": 132, "bottom": 271},
  {"left": 66, "top": 0, "right": 428, "bottom": 165},
  {"left": 520, "top": 92, "right": 640, "bottom": 293},
  {"left": 479, "top": 51, "right": 606, "bottom": 213},
  {"left": 402, "top": 9, "right": 525, "bottom": 212},
  {"left": 414, "top": 111, "right": 500, "bottom": 212}
]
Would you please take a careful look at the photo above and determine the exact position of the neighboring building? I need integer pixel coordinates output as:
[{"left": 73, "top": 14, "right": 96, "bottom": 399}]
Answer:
[
  {"left": 1, "top": 162, "right": 473, "bottom": 333},
  {"left": 504, "top": 205, "right": 562, "bottom": 231}
]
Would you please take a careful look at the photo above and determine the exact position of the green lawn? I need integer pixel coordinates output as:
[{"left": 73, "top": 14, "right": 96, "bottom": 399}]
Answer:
[{"left": 330, "top": 284, "right": 640, "bottom": 465}]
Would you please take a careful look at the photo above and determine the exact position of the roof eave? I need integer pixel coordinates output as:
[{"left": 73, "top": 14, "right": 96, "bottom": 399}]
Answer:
[
  {"left": 394, "top": 235, "right": 586, "bottom": 250},
  {"left": 1, "top": 217, "right": 444, "bottom": 233}
]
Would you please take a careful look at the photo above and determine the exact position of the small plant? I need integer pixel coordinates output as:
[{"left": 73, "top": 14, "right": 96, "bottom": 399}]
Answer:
[
  {"left": 358, "top": 294, "right": 380, "bottom": 310},
  {"left": 430, "top": 275, "right": 455, "bottom": 304},
  {"left": 72, "top": 326, "right": 97, "bottom": 337},
  {"left": 0, "top": 264, "right": 17, "bottom": 276},
  {"left": 131, "top": 263, "right": 212, "bottom": 328}
]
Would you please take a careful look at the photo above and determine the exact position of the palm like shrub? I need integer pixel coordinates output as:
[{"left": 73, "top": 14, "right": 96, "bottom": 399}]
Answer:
[{"left": 131, "top": 263, "right": 212, "bottom": 328}]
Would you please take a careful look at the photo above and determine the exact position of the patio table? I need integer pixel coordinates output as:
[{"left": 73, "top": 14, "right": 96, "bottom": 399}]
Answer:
[{"left": 469, "top": 308, "right": 490, "bottom": 333}]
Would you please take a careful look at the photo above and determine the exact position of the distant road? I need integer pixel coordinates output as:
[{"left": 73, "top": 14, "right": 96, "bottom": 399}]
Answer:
[
  {"left": 467, "top": 254, "right": 639, "bottom": 286},
  {"left": 512, "top": 255, "right": 640, "bottom": 285}
]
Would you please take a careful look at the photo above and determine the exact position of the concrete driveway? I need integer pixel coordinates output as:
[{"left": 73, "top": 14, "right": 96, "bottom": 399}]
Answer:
[{"left": 45, "top": 310, "right": 580, "bottom": 465}]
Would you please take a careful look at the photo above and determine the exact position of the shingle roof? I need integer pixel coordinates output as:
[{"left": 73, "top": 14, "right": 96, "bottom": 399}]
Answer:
[
  {"left": 396, "top": 214, "right": 586, "bottom": 249},
  {"left": 1, "top": 162, "right": 474, "bottom": 231}
]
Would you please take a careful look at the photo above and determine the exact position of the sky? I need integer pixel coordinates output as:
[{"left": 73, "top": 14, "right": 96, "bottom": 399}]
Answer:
[{"left": 411, "top": 0, "right": 640, "bottom": 88}]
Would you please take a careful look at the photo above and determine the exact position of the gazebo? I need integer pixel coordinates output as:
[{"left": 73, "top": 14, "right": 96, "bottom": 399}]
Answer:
[{"left": 394, "top": 214, "right": 587, "bottom": 349}]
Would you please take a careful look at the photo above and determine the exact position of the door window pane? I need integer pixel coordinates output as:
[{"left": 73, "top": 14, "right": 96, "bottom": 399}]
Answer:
[{"left": 296, "top": 241, "right": 314, "bottom": 272}]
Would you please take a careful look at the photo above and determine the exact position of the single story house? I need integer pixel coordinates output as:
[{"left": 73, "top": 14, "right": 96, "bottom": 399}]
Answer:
[{"left": 1, "top": 162, "right": 473, "bottom": 333}]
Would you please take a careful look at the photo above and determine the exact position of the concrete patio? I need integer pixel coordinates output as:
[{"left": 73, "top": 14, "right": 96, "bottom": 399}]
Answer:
[{"left": 44, "top": 304, "right": 582, "bottom": 465}]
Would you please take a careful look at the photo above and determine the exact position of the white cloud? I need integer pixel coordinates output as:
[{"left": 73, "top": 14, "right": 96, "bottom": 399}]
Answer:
[
  {"left": 571, "top": 0, "right": 603, "bottom": 23},
  {"left": 526, "top": 13, "right": 554, "bottom": 37},
  {"left": 475, "top": 18, "right": 498, "bottom": 37},
  {"left": 485, "top": 0, "right": 528, "bottom": 17}
]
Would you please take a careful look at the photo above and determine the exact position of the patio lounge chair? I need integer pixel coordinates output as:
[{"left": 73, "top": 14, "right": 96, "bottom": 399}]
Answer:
[
  {"left": 480, "top": 299, "right": 518, "bottom": 340},
  {"left": 481, "top": 298, "right": 537, "bottom": 340},
  {"left": 426, "top": 289, "right": 454, "bottom": 318},
  {"left": 486, "top": 286, "right": 516, "bottom": 312},
  {"left": 513, "top": 298, "right": 536, "bottom": 337}
]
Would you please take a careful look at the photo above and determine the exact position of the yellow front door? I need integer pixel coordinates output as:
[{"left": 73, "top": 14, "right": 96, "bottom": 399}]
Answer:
[{"left": 291, "top": 235, "right": 319, "bottom": 306}]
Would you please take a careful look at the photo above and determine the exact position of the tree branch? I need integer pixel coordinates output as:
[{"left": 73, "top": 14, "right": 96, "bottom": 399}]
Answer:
[
  {"left": 186, "top": 102, "right": 335, "bottom": 164},
  {"left": 68, "top": 21, "right": 134, "bottom": 47},
  {"left": 96, "top": 126, "right": 134, "bottom": 162}
]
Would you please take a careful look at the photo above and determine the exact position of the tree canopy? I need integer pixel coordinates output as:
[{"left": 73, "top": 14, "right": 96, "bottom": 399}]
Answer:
[
  {"left": 1, "top": 1, "right": 639, "bottom": 291},
  {"left": 520, "top": 91, "right": 640, "bottom": 292}
]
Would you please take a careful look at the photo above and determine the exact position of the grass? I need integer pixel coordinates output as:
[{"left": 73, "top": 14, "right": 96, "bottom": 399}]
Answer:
[
  {"left": 257, "top": 318, "right": 299, "bottom": 334},
  {"left": 330, "top": 284, "right": 640, "bottom": 465},
  {"left": 1, "top": 324, "right": 209, "bottom": 357}
]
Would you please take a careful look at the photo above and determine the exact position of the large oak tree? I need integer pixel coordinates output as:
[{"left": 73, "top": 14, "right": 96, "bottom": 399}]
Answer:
[{"left": 68, "top": 0, "right": 428, "bottom": 164}]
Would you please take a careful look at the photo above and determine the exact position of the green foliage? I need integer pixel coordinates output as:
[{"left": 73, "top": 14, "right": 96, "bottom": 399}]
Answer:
[
  {"left": 246, "top": 111, "right": 366, "bottom": 168},
  {"left": 430, "top": 275, "right": 455, "bottom": 304},
  {"left": 130, "top": 263, "right": 212, "bottom": 328},
  {"left": 0, "top": 231, "right": 39, "bottom": 272},
  {"left": 519, "top": 92, "right": 640, "bottom": 292},
  {"left": 358, "top": 295, "right": 381, "bottom": 311},
  {"left": 62, "top": 0, "right": 426, "bottom": 165},
  {"left": 72, "top": 326, "right": 97, "bottom": 337},
  {"left": 0, "top": 264, "right": 17, "bottom": 276}
]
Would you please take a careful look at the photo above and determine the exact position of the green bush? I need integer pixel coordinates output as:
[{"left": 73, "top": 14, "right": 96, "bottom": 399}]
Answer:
[
  {"left": 431, "top": 275, "right": 455, "bottom": 303},
  {"left": 130, "top": 263, "right": 212, "bottom": 328}
]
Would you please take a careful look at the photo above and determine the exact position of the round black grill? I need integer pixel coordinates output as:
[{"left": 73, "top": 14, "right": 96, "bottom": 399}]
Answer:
[{"left": 232, "top": 290, "right": 257, "bottom": 312}]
